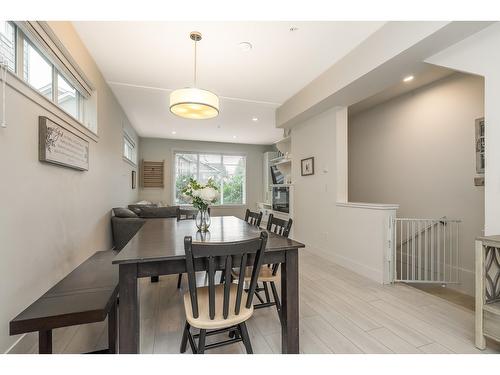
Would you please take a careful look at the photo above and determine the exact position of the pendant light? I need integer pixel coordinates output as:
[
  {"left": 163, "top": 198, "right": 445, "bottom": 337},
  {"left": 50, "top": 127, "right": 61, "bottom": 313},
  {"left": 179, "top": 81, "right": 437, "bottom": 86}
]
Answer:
[{"left": 170, "top": 32, "right": 219, "bottom": 120}]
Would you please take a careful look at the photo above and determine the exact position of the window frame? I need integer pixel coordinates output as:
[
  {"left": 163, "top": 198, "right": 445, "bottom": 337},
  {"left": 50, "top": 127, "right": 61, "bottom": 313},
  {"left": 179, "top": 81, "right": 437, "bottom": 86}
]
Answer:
[
  {"left": 0, "top": 21, "right": 94, "bottom": 135},
  {"left": 123, "top": 132, "right": 137, "bottom": 166},
  {"left": 172, "top": 150, "right": 247, "bottom": 207}
]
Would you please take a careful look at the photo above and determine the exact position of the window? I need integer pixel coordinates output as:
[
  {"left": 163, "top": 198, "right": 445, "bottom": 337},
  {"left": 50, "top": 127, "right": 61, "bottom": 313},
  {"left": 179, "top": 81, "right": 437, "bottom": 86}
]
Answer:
[
  {"left": 123, "top": 134, "right": 137, "bottom": 165},
  {"left": 57, "top": 73, "right": 79, "bottom": 119},
  {"left": 0, "top": 21, "right": 16, "bottom": 72},
  {"left": 2, "top": 21, "right": 92, "bottom": 129},
  {"left": 174, "top": 152, "right": 246, "bottom": 206},
  {"left": 23, "top": 41, "right": 53, "bottom": 100}
]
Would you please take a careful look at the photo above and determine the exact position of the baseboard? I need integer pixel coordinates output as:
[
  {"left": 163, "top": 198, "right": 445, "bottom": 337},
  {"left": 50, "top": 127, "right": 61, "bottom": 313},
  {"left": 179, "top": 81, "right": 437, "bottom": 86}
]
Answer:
[{"left": 310, "top": 247, "right": 384, "bottom": 284}]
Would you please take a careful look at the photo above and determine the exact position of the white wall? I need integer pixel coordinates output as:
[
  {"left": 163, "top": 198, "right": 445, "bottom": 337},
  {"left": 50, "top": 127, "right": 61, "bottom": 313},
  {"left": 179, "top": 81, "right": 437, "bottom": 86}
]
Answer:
[
  {"left": 291, "top": 107, "right": 337, "bottom": 250},
  {"left": 348, "top": 73, "right": 485, "bottom": 295},
  {"left": 0, "top": 22, "right": 138, "bottom": 353},
  {"left": 426, "top": 22, "right": 500, "bottom": 237},
  {"left": 291, "top": 106, "right": 395, "bottom": 283},
  {"left": 138, "top": 137, "right": 270, "bottom": 219}
]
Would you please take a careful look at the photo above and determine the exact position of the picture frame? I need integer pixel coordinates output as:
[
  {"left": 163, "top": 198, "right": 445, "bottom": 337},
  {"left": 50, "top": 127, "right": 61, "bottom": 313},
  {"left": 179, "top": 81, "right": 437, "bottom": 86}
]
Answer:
[
  {"left": 132, "top": 170, "right": 137, "bottom": 189},
  {"left": 301, "top": 157, "right": 315, "bottom": 176}
]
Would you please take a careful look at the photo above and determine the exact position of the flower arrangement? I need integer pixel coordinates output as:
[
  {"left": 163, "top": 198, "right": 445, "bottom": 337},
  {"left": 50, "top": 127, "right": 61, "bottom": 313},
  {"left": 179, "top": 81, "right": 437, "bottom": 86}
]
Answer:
[{"left": 181, "top": 178, "right": 219, "bottom": 211}]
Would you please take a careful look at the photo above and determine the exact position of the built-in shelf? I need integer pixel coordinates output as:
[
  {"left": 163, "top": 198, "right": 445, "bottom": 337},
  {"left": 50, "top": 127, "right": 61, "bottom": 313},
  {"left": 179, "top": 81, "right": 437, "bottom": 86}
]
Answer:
[
  {"left": 270, "top": 183, "right": 294, "bottom": 187},
  {"left": 270, "top": 156, "right": 292, "bottom": 165},
  {"left": 274, "top": 158, "right": 291, "bottom": 166}
]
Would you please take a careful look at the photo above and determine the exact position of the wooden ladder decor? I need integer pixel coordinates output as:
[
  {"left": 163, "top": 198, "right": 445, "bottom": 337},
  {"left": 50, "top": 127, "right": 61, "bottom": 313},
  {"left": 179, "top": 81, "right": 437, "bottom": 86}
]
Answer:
[{"left": 141, "top": 160, "right": 164, "bottom": 188}]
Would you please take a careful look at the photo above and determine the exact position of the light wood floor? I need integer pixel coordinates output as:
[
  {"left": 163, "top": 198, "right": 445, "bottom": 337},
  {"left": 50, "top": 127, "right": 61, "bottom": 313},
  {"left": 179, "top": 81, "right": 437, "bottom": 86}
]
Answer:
[{"left": 15, "top": 248, "right": 500, "bottom": 354}]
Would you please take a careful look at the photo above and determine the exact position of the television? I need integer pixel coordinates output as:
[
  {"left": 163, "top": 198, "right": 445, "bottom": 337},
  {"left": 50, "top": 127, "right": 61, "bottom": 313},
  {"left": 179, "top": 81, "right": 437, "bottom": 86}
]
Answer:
[{"left": 270, "top": 165, "right": 285, "bottom": 184}]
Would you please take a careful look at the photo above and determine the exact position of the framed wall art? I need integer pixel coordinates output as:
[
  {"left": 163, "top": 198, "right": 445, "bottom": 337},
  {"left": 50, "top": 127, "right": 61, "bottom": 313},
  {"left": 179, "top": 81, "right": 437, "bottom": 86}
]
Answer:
[{"left": 301, "top": 157, "right": 314, "bottom": 176}]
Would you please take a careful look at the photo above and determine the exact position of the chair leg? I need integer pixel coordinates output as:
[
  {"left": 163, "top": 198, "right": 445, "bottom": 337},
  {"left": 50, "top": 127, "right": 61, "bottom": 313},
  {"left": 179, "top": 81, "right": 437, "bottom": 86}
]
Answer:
[
  {"left": 263, "top": 282, "right": 271, "bottom": 303},
  {"left": 180, "top": 322, "right": 190, "bottom": 353},
  {"left": 270, "top": 281, "right": 282, "bottom": 322},
  {"left": 177, "top": 274, "right": 182, "bottom": 289},
  {"left": 197, "top": 329, "right": 206, "bottom": 354},
  {"left": 238, "top": 322, "right": 253, "bottom": 354},
  {"left": 219, "top": 271, "right": 225, "bottom": 284}
]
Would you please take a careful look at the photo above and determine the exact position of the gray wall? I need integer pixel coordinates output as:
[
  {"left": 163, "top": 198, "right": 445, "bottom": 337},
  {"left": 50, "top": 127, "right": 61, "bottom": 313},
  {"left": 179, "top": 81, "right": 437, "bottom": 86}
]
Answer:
[
  {"left": 0, "top": 22, "right": 138, "bottom": 353},
  {"left": 348, "top": 73, "right": 484, "bottom": 295},
  {"left": 138, "top": 137, "right": 270, "bottom": 219}
]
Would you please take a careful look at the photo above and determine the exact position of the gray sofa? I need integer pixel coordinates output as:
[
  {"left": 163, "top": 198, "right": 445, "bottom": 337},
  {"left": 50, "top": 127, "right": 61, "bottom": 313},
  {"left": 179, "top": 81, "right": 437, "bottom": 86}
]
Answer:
[{"left": 111, "top": 205, "right": 179, "bottom": 251}]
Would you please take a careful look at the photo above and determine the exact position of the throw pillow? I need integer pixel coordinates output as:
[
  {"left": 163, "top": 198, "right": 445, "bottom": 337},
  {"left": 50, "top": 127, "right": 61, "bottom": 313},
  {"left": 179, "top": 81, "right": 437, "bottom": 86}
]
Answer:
[{"left": 113, "top": 207, "right": 138, "bottom": 218}]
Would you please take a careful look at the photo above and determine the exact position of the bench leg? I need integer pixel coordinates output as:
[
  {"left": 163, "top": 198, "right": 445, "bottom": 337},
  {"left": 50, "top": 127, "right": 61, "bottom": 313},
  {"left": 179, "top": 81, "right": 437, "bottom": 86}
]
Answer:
[
  {"left": 39, "top": 329, "right": 52, "bottom": 354},
  {"left": 108, "top": 299, "right": 118, "bottom": 354},
  {"left": 151, "top": 276, "right": 159, "bottom": 283}
]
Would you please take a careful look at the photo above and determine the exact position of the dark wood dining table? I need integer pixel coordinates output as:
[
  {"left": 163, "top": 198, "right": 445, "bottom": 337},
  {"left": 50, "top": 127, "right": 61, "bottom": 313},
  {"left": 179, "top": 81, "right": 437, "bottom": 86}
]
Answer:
[{"left": 112, "top": 215, "right": 305, "bottom": 354}]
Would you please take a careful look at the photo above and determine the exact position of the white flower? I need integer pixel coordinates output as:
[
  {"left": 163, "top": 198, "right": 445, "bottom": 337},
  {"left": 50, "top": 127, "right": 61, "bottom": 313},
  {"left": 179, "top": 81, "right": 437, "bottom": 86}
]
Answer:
[{"left": 198, "top": 186, "right": 218, "bottom": 203}]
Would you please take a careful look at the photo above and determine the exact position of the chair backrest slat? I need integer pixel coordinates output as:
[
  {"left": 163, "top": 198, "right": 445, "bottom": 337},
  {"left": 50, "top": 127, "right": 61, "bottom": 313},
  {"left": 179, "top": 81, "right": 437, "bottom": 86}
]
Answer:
[
  {"left": 223, "top": 255, "right": 232, "bottom": 319},
  {"left": 245, "top": 246, "right": 266, "bottom": 309},
  {"left": 184, "top": 237, "right": 199, "bottom": 318},
  {"left": 244, "top": 209, "right": 263, "bottom": 227},
  {"left": 234, "top": 253, "right": 247, "bottom": 315},
  {"left": 184, "top": 232, "right": 268, "bottom": 321},
  {"left": 208, "top": 256, "right": 216, "bottom": 319},
  {"left": 266, "top": 214, "right": 293, "bottom": 238}
]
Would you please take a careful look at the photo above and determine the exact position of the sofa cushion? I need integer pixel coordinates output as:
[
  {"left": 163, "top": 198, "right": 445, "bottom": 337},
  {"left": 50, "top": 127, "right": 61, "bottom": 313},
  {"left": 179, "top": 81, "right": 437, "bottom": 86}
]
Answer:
[
  {"left": 134, "top": 206, "right": 178, "bottom": 218},
  {"left": 128, "top": 203, "right": 158, "bottom": 214},
  {"left": 112, "top": 207, "right": 138, "bottom": 218}
]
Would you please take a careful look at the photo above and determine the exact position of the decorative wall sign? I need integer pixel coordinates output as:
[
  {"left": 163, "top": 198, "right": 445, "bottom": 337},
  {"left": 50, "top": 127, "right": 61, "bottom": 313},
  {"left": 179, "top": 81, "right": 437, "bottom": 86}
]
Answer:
[
  {"left": 132, "top": 170, "right": 137, "bottom": 189},
  {"left": 39, "top": 116, "right": 89, "bottom": 171},
  {"left": 301, "top": 157, "right": 315, "bottom": 176}
]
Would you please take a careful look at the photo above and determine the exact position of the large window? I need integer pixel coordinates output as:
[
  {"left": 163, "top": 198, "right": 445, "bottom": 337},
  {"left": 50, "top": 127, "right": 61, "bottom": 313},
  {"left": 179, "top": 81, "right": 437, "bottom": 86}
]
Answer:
[
  {"left": 174, "top": 152, "right": 246, "bottom": 206},
  {"left": 0, "top": 21, "right": 90, "bottom": 128}
]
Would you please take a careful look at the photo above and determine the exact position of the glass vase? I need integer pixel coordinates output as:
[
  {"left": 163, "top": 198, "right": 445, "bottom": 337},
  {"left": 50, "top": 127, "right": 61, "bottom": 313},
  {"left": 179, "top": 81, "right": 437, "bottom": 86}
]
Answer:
[{"left": 195, "top": 208, "right": 211, "bottom": 232}]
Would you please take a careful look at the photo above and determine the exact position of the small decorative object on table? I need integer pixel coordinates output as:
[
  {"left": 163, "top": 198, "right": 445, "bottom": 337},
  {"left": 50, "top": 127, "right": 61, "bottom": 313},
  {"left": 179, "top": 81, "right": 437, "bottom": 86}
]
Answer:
[{"left": 182, "top": 178, "right": 219, "bottom": 232}]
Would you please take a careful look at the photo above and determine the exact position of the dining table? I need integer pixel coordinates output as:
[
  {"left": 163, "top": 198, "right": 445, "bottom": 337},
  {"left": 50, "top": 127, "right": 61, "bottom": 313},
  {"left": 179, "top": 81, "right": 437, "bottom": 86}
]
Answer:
[{"left": 112, "top": 215, "right": 305, "bottom": 354}]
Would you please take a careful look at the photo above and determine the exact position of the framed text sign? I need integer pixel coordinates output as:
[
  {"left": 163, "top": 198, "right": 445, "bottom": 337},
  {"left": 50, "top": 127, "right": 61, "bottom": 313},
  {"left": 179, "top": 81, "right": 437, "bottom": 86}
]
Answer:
[{"left": 39, "top": 117, "right": 89, "bottom": 171}]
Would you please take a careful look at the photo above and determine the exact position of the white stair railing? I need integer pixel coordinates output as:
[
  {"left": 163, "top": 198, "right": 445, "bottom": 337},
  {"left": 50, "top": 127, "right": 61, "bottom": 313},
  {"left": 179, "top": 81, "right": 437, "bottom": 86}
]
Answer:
[{"left": 392, "top": 217, "right": 461, "bottom": 284}]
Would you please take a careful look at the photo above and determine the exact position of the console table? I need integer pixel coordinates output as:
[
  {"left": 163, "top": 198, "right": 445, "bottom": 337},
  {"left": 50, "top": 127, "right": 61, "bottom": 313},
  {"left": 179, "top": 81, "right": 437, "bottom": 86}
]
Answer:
[{"left": 475, "top": 235, "right": 500, "bottom": 349}]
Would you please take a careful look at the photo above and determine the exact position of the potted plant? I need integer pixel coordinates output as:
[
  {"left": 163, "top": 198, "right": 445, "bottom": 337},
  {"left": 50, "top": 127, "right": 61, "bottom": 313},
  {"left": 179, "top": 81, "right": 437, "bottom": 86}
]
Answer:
[{"left": 182, "top": 178, "right": 219, "bottom": 231}]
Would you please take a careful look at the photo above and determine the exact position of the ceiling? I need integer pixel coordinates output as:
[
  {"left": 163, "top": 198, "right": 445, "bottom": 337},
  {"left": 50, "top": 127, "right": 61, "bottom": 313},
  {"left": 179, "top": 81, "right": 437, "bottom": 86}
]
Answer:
[
  {"left": 73, "top": 21, "right": 385, "bottom": 144},
  {"left": 349, "top": 64, "right": 456, "bottom": 116}
]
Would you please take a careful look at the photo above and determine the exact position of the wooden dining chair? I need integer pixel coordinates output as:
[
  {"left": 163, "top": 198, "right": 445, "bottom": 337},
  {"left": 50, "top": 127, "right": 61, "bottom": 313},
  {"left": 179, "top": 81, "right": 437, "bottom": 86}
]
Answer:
[
  {"left": 176, "top": 207, "right": 199, "bottom": 288},
  {"left": 232, "top": 214, "right": 292, "bottom": 322},
  {"left": 244, "top": 209, "right": 263, "bottom": 227},
  {"left": 180, "top": 232, "right": 268, "bottom": 354},
  {"left": 177, "top": 207, "right": 198, "bottom": 221},
  {"left": 219, "top": 209, "right": 263, "bottom": 285}
]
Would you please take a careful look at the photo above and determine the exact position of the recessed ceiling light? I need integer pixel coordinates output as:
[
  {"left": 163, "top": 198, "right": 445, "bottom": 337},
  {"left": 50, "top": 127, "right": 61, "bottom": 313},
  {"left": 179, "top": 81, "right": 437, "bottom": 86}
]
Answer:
[
  {"left": 403, "top": 75, "right": 414, "bottom": 83},
  {"left": 238, "top": 42, "right": 253, "bottom": 51},
  {"left": 252, "top": 117, "right": 258, "bottom": 122},
  {"left": 171, "top": 131, "right": 177, "bottom": 135},
  {"left": 233, "top": 135, "right": 237, "bottom": 139},
  {"left": 289, "top": 27, "right": 299, "bottom": 32}
]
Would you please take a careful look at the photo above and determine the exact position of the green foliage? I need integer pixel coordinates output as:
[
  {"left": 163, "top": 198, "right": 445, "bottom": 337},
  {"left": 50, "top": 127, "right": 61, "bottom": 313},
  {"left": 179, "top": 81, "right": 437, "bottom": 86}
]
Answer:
[
  {"left": 181, "top": 177, "right": 219, "bottom": 210},
  {"left": 223, "top": 173, "right": 243, "bottom": 204}
]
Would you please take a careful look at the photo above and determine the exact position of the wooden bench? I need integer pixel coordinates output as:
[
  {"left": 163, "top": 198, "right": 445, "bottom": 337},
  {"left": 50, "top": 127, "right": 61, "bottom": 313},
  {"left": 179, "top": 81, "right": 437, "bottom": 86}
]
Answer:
[{"left": 10, "top": 250, "right": 119, "bottom": 354}]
